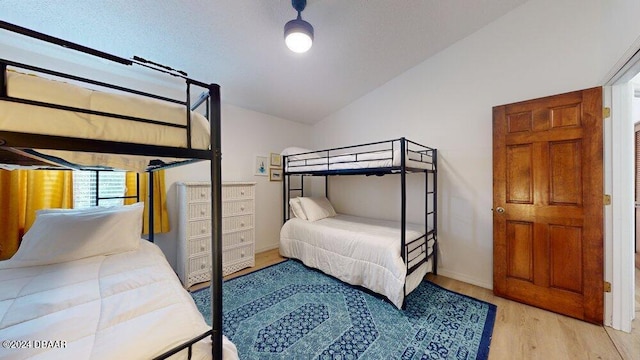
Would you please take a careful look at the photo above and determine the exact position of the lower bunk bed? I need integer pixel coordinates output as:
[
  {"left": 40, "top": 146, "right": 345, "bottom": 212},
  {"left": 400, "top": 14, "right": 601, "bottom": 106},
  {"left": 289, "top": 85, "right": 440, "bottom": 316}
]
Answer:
[
  {"left": 280, "top": 213, "right": 436, "bottom": 309},
  {"left": 0, "top": 203, "right": 238, "bottom": 360}
]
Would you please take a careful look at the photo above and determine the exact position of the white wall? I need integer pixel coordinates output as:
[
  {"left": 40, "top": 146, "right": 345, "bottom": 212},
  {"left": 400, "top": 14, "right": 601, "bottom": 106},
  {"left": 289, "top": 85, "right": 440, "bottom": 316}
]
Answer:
[
  {"left": 0, "top": 32, "right": 188, "bottom": 99},
  {"left": 312, "top": 0, "right": 640, "bottom": 288},
  {"left": 158, "top": 104, "right": 312, "bottom": 268}
]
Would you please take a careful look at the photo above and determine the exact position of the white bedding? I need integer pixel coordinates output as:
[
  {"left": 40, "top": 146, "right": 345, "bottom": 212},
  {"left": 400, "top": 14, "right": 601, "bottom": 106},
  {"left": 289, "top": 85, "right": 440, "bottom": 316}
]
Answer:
[
  {"left": 0, "top": 71, "right": 211, "bottom": 171},
  {"left": 285, "top": 148, "right": 432, "bottom": 173},
  {"left": 279, "top": 214, "right": 435, "bottom": 308},
  {"left": 0, "top": 240, "right": 238, "bottom": 360}
]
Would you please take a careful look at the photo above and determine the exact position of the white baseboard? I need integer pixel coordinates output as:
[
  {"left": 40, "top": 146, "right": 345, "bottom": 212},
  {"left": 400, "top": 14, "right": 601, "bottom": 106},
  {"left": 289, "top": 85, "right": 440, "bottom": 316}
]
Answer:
[
  {"left": 436, "top": 268, "right": 493, "bottom": 290},
  {"left": 255, "top": 243, "right": 280, "bottom": 254}
]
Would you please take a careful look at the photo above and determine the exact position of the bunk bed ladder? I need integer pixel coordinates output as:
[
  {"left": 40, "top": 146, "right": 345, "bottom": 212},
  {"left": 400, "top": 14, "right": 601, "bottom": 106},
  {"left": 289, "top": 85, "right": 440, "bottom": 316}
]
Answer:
[
  {"left": 400, "top": 138, "right": 407, "bottom": 308},
  {"left": 421, "top": 148, "right": 438, "bottom": 276},
  {"left": 432, "top": 149, "right": 438, "bottom": 275},
  {"left": 422, "top": 166, "right": 429, "bottom": 275}
]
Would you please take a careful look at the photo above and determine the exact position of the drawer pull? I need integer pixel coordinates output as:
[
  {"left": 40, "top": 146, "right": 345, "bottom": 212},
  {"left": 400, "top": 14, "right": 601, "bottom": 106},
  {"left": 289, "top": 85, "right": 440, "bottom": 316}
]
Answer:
[
  {"left": 240, "top": 205, "right": 245, "bottom": 211},
  {"left": 240, "top": 236, "right": 245, "bottom": 242},
  {"left": 200, "top": 244, "right": 206, "bottom": 251},
  {"left": 201, "top": 227, "right": 207, "bottom": 233},
  {"left": 201, "top": 262, "right": 206, "bottom": 269},
  {"left": 200, "top": 210, "right": 206, "bottom": 215},
  {"left": 200, "top": 192, "right": 206, "bottom": 198},
  {"left": 240, "top": 252, "right": 245, "bottom": 257},
  {"left": 240, "top": 222, "right": 245, "bottom": 227}
]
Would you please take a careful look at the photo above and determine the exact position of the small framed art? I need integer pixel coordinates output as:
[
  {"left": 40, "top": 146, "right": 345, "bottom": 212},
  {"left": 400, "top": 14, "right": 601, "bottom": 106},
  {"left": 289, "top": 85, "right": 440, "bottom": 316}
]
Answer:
[
  {"left": 254, "top": 155, "right": 268, "bottom": 176},
  {"left": 269, "top": 168, "right": 283, "bottom": 181},
  {"left": 270, "top": 153, "right": 282, "bottom": 167}
]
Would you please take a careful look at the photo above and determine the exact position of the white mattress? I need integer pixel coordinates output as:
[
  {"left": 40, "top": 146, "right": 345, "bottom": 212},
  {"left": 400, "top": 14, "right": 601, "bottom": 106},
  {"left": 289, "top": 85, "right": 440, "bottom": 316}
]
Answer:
[
  {"left": 285, "top": 148, "right": 432, "bottom": 173},
  {"left": 0, "top": 240, "right": 238, "bottom": 360},
  {"left": 279, "top": 214, "right": 435, "bottom": 308},
  {"left": 0, "top": 71, "right": 211, "bottom": 171}
]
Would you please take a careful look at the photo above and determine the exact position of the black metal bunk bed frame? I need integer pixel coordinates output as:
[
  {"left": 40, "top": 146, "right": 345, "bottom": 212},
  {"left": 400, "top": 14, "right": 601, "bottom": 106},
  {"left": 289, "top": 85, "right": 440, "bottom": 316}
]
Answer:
[
  {"left": 0, "top": 21, "right": 224, "bottom": 360},
  {"left": 281, "top": 137, "right": 438, "bottom": 307}
]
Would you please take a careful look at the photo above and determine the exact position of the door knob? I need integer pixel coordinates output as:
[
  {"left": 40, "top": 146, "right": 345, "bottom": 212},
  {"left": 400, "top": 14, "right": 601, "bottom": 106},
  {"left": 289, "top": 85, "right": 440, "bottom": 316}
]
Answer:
[{"left": 495, "top": 207, "right": 505, "bottom": 214}]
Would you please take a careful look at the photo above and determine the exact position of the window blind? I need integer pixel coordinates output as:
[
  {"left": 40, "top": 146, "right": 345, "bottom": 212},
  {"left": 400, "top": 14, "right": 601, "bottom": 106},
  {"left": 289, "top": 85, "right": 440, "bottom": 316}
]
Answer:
[{"left": 73, "top": 171, "right": 126, "bottom": 208}]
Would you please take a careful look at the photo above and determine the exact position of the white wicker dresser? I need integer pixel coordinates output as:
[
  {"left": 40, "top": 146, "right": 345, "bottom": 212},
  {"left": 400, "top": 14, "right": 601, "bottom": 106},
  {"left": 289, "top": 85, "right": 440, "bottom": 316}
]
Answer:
[{"left": 176, "top": 181, "right": 256, "bottom": 288}]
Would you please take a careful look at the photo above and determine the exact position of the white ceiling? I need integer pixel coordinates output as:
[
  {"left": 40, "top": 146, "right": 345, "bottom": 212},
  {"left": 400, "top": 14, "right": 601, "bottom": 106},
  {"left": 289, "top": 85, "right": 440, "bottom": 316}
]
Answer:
[{"left": 0, "top": 0, "right": 528, "bottom": 124}]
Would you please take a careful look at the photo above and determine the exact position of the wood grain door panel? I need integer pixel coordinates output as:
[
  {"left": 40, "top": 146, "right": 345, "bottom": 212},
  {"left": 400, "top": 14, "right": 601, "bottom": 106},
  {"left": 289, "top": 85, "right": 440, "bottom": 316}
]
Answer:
[{"left": 493, "top": 87, "right": 603, "bottom": 324}]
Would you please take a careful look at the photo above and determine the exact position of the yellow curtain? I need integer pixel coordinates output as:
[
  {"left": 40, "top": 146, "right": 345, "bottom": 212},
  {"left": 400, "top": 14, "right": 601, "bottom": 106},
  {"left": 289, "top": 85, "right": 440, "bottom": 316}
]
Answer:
[
  {"left": 124, "top": 170, "right": 170, "bottom": 235},
  {"left": 0, "top": 170, "right": 73, "bottom": 260}
]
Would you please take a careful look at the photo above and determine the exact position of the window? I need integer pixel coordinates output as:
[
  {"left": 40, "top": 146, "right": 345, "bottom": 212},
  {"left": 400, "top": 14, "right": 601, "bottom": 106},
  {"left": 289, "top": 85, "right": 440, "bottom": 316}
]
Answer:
[{"left": 72, "top": 171, "right": 128, "bottom": 208}]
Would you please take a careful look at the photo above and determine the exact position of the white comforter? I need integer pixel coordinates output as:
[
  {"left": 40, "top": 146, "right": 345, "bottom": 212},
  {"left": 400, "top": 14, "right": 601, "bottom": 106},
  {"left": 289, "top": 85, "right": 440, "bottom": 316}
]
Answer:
[
  {"left": 279, "top": 214, "right": 434, "bottom": 308},
  {"left": 0, "top": 240, "right": 237, "bottom": 360}
]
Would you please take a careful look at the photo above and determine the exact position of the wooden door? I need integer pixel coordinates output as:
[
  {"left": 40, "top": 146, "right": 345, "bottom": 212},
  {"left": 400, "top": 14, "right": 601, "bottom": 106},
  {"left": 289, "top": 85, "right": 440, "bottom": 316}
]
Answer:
[{"left": 493, "top": 87, "right": 603, "bottom": 324}]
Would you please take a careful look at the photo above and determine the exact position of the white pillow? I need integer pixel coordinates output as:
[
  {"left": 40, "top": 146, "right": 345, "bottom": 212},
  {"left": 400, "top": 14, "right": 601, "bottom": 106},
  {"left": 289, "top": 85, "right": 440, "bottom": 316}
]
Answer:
[
  {"left": 289, "top": 198, "right": 308, "bottom": 220},
  {"left": 298, "top": 197, "right": 337, "bottom": 222},
  {"left": 37, "top": 204, "right": 121, "bottom": 216},
  {"left": 281, "top": 147, "right": 320, "bottom": 160},
  {"left": 9, "top": 202, "right": 144, "bottom": 267}
]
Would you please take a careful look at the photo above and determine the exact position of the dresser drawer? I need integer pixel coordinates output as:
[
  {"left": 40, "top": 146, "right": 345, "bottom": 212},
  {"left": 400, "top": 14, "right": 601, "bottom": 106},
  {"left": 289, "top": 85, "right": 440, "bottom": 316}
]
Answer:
[
  {"left": 222, "top": 243, "right": 254, "bottom": 264},
  {"left": 222, "top": 199, "right": 254, "bottom": 217},
  {"left": 222, "top": 229, "right": 254, "bottom": 248},
  {"left": 186, "top": 202, "right": 210, "bottom": 219},
  {"left": 187, "top": 219, "right": 212, "bottom": 237},
  {"left": 187, "top": 236, "right": 210, "bottom": 255},
  {"left": 185, "top": 185, "right": 211, "bottom": 202},
  {"left": 222, "top": 185, "right": 254, "bottom": 200},
  {"left": 222, "top": 214, "right": 253, "bottom": 232},
  {"left": 188, "top": 252, "right": 211, "bottom": 274},
  {"left": 187, "top": 252, "right": 211, "bottom": 286}
]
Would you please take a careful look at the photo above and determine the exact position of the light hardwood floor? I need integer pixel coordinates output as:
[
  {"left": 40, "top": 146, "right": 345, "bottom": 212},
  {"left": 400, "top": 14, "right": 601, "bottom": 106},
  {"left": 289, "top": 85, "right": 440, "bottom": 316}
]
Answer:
[{"left": 202, "top": 249, "right": 640, "bottom": 360}]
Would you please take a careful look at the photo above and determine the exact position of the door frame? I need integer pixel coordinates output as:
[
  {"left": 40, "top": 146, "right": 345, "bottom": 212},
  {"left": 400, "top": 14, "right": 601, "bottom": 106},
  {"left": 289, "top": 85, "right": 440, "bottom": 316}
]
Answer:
[{"left": 602, "top": 36, "right": 640, "bottom": 332}]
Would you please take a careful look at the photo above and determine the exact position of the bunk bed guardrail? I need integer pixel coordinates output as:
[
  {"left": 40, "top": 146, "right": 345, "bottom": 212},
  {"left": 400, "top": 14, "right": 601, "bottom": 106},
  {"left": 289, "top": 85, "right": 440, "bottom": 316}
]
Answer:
[{"left": 282, "top": 137, "right": 436, "bottom": 175}]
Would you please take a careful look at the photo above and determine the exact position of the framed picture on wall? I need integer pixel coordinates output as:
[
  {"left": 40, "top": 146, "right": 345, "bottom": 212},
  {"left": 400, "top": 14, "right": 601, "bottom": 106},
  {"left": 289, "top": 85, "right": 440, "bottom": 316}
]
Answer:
[
  {"left": 269, "top": 168, "right": 283, "bottom": 181},
  {"left": 254, "top": 155, "right": 268, "bottom": 176},
  {"left": 270, "top": 153, "right": 282, "bottom": 167}
]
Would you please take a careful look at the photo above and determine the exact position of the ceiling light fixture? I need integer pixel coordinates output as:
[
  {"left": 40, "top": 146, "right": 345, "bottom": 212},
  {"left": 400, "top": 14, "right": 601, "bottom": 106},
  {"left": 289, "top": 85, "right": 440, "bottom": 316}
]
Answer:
[{"left": 284, "top": 0, "right": 314, "bottom": 53}]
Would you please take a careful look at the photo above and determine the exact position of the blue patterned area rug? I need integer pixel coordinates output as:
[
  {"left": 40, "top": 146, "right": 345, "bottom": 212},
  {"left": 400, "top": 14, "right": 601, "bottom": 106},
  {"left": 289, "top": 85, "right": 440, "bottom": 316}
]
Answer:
[{"left": 191, "top": 260, "right": 496, "bottom": 360}]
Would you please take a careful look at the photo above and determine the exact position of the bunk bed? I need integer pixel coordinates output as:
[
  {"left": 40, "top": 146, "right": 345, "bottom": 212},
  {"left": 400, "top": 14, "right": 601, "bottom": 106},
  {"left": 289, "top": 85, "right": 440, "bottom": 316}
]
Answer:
[
  {"left": 0, "top": 21, "right": 232, "bottom": 359},
  {"left": 280, "top": 138, "right": 438, "bottom": 309}
]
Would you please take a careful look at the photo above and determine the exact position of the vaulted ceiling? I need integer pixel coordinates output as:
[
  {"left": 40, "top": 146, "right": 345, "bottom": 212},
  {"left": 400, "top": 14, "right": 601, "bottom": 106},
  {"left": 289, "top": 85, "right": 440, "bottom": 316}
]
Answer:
[{"left": 0, "top": 0, "right": 528, "bottom": 124}]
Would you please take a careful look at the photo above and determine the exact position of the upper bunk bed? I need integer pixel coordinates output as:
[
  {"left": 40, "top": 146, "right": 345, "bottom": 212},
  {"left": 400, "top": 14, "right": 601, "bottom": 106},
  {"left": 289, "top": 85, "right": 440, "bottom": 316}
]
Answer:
[
  {"left": 282, "top": 137, "right": 436, "bottom": 176},
  {"left": 0, "top": 21, "right": 226, "bottom": 359},
  {"left": 0, "top": 46, "right": 214, "bottom": 172},
  {"left": 0, "top": 67, "right": 212, "bottom": 172}
]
